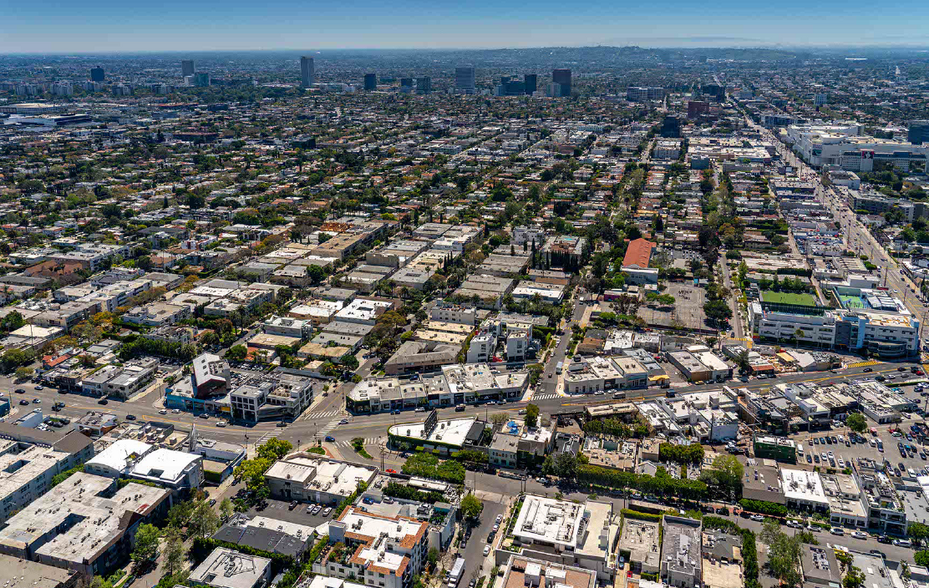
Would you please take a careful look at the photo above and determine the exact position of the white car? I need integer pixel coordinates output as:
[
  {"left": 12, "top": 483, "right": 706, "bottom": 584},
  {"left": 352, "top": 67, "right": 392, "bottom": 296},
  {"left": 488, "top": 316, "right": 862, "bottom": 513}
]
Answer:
[
  {"left": 830, "top": 527, "right": 845, "bottom": 536},
  {"left": 786, "top": 520, "right": 802, "bottom": 528},
  {"left": 851, "top": 531, "right": 868, "bottom": 539},
  {"left": 483, "top": 546, "right": 491, "bottom": 556},
  {"left": 159, "top": 409, "right": 168, "bottom": 415},
  {"left": 216, "top": 421, "right": 227, "bottom": 427},
  {"left": 750, "top": 514, "right": 764, "bottom": 522}
]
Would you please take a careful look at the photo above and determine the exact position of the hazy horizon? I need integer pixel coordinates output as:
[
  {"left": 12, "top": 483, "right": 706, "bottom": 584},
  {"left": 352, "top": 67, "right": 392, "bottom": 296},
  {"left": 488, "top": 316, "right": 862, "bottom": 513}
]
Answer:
[{"left": 5, "top": 0, "right": 929, "bottom": 54}]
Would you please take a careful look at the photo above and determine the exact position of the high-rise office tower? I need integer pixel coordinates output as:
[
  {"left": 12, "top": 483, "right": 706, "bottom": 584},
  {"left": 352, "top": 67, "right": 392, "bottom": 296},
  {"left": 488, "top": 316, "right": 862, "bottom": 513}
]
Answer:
[
  {"left": 90, "top": 67, "right": 105, "bottom": 82},
  {"left": 552, "top": 69, "right": 571, "bottom": 97},
  {"left": 524, "top": 74, "right": 538, "bottom": 95},
  {"left": 909, "top": 121, "right": 929, "bottom": 145},
  {"left": 455, "top": 67, "right": 475, "bottom": 93},
  {"left": 364, "top": 73, "right": 377, "bottom": 91},
  {"left": 399, "top": 78, "right": 414, "bottom": 92},
  {"left": 181, "top": 60, "right": 195, "bottom": 78},
  {"left": 194, "top": 72, "right": 211, "bottom": 87},
  {"left": 416, "top": 77, "right": 432, "bottom": 95},
  {"left": 300, "top": 56, "right": 315, "bottom": 89}
]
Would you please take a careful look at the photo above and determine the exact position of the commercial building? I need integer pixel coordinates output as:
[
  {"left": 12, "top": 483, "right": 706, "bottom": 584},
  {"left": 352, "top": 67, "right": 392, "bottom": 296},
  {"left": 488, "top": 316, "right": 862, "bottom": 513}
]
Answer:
[
  {"left": 780, "top": 468, "right": 830, "bottom": 512},
  {"left": 627, "top": 87, "right": 664, "bottom": 102},
  {"left": 300, "top": 57, "right": 315, "bottom": 88},
  {"left": 363, "top": 73, "right": 377, "bottom": 91},
  {"left": 786, "top": 122, "right": 928, "bottom": 172},
  {"left": 384, "top": 341, "right": 458, "bottom": 375},
  {"left": 182, "top": 59, "right": 195, "bottom": 77},
  {"left": 189, "top": 547, "right": 272, "bottom": 588},
  {"left": 90, "top": 67, "right": 105, "bottom": 82},
  {"left": 552, "top": 69, "right": 571, "bottom": 96},
  {"left": 753, "top": 436, "right": 796, "bottom": 464},
  {"left": 388, "top": 412, "right": 484, "bottom": 455},
  {"left": 455, "top": 67, "right": 475, "bottom": 93},
  {"left": 909, "top": 120, "right": 929, "bottom": 145},
  {"left": 265, "top": 456, "right": 378, "bottom": 505},
  {"left": 0, "top": 472, "right": 170, "bottom": 576},
  {"left": 509, "top": 495, "right": 619, "bottom": 580}
]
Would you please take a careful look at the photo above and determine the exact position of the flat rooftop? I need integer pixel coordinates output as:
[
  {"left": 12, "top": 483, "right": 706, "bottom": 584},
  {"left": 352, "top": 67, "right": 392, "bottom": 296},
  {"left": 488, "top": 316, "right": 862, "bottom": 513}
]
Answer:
[
  {"left": 189, "top": 547, "right": 271, "bottom": 588},
  {"left": 512, "top": 495, "right": 585, "bottom": 548},
  {"left": 388, "top": 417, "right": 477, "bottom": 448},
  {"left": 619, "top": 518, "right": 660, "bottom": 569},
  {"left": 266, "top": 457, "right": 377, "bottom": 498},
  {"left": 0, "top": 472, "right": 169, "bottom": 567},
  {"left": 0, "top": 553, "right": 76, "bottom": 588}
]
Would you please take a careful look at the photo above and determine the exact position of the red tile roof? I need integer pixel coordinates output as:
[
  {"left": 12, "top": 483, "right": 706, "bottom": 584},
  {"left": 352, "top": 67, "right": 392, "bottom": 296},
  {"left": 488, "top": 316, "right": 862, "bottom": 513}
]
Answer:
[{"left": 622, "top": 238, "right": 655, "bottom": 269}]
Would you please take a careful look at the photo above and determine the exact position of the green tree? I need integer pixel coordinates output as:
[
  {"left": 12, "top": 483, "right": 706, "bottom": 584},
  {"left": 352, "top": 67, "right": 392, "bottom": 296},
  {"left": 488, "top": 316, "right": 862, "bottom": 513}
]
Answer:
[
  {"left": 14, "top": 366, "right": 34, "bottom": 380},
  {"left": 220, "top": 498, "right": 234, "bottom": 520},
  {"left": 339, "top": 353, "right": 360, "bottom": 370},
  {"left": 764, "top": 522, "right": 802, "bottom": 588},
  {"left": 490, "top": 412, "right": 510, "bottom": 428},
  {"left": 846, "top": 412, "right": 867, "bottom": 434},
  {"left": 226, "top": 345, "right": 248, "bottom": 361},
  {"left": 701, "top": 455, "right": 744, "bottom": 500},
  {"left": 909, "top": 522, "right": 929, "bottom": 546},
  {"left": 553, "top": 452, "right": 578, "bottom": 479},
  {"left": 257, "top": 438, "right": 293, "bottom": 461},
  {"left": 525, "top": 403, "right": 540, "bottom": 428},
  {"left": 162, "top": 528, "right": 187, "bottom": 576},
  {"left": 460, "top": 493, "right": 484, "bottom": 522},
  {"left": 131, "top": 523, "right": 160, "bottom": 565},
  {"left": 188, "top": 500, "right": 220, "bottom": 538},
  {"left": 427, "top": 547, "right": 440, "bottom": 569},
  {"left": 844, "top": 567, "right": 865, "bottom": 588}
]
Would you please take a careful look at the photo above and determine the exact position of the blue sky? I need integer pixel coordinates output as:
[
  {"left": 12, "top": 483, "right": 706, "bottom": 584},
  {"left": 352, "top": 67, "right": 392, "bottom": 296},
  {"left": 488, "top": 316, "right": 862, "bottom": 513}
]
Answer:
[{"left": 5, "top": 0, "right": 929, "bottom": 53}]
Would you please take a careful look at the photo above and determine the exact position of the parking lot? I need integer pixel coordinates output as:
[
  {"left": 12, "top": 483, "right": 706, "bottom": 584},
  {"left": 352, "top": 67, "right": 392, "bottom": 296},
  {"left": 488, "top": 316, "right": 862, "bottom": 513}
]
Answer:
[
  {"left": 797, "top": 418, "right": 929, "bottom": 478},
  {"left": 244, "top": 498, "right": 339, "bottom": 528}
]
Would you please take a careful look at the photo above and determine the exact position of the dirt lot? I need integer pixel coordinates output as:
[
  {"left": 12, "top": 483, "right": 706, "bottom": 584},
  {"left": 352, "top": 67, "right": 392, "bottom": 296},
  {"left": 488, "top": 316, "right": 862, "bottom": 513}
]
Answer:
[{"left": 637, "top": 281, "right": 708, "bottom": 331}]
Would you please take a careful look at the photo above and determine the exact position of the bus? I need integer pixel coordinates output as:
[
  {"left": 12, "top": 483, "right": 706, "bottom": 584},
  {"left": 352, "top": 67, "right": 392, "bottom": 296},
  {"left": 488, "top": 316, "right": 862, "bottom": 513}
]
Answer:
[{"left": 555, "top": 361, "right": 564, "bottom": 374}]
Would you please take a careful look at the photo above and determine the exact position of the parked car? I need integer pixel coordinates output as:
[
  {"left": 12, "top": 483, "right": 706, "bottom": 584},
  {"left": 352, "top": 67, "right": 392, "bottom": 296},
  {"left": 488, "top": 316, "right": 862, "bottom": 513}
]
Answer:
[
  {"left": 483, "top": 546, "right": 491, "bottom": 556},
  {"left": 323, "top": 507, "right": 332, "bottom": 516},
  {"left": 750, "top": 514, "right": 765, "bottom": 522},
  {"left": 830, "top": 527, "right": 845, "bottom": 536},
  {"left": 851, "top": 531, "right": 868, "bottom": 539}
]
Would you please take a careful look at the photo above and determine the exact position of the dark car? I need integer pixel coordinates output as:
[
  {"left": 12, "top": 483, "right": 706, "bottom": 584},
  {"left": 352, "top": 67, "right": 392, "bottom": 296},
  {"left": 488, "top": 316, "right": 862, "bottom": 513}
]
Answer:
[
  {"left": 19, "top": 399, "right": 28, "bottom": 406},
  {"left": 716, "top": 507, "right": 729, "bottom": 515},
  {"left": 98, "top": 398, "right": 108, "bottom": 405},
  {"left": 14, "top": 388, "right": 24, "bottom": 394},
  {"left": 863, "top": 368, "right": 873, "bottom": 373},
  {"left": 325, "top": 435, "right": 336, "bottom": 442},
  {"left": 126, "top": 414, "right": 137, "bottom": 421},
  {"left": 289, "top": 500, "right": 299, "bottom": 510}
]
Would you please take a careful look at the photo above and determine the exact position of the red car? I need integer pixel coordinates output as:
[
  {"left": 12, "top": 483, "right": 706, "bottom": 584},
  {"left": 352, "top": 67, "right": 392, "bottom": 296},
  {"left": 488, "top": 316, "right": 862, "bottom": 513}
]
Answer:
[{"left": 386, "top": 469, "right": 397, "bottom": 474}]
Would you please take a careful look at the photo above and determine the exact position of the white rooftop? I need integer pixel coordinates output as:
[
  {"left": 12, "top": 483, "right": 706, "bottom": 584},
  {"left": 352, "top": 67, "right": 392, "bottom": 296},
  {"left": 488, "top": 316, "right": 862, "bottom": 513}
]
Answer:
[{"left": 512, "top": 494, "right": 586, "bottom": 548}]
